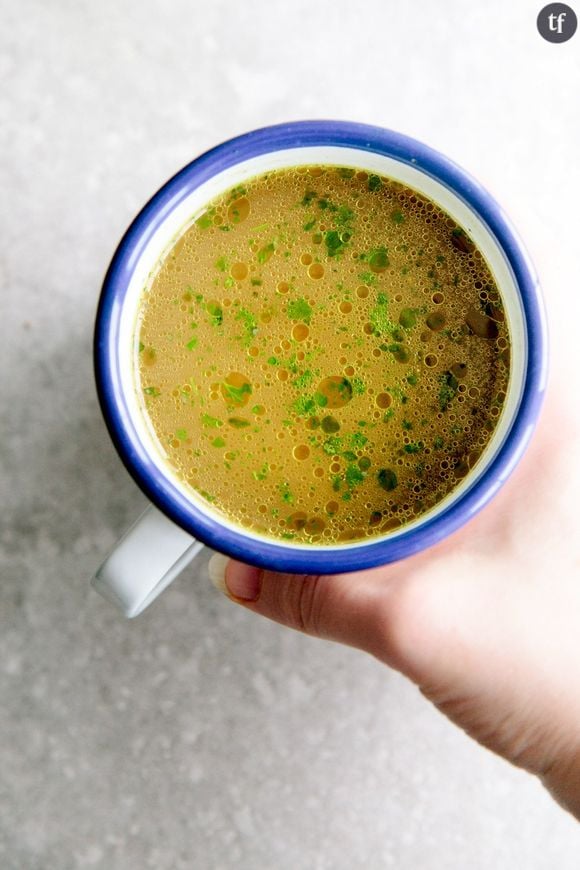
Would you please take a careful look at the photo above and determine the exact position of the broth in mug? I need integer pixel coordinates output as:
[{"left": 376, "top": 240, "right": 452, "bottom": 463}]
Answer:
[{"left": 135, "top": 166, "right": 510, "bottom": 544}]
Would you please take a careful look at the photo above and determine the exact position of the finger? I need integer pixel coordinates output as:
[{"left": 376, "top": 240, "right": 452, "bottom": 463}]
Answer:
[{"left": 209, "top": 553, "right": 411, "bottom": 663}]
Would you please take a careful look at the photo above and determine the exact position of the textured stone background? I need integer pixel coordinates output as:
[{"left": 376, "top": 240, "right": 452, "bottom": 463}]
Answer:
[{"left": 1, "top": 0, "right": 579, "bottom": 867}]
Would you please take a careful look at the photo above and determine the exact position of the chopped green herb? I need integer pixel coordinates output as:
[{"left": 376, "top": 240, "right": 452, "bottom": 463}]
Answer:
[
  {"left": 279, "top": 482, "right": 294, "bottom": 505},
  {"left": 250, "top": 278, "right": 262, "bottom": 286},
  {"left": 345, "top": 464, "right": 365, "bottom": 488},
  {"left": 196, "top": 209, "right": 215, "bottom": 229},
  {"left": 377, "top": 468, "right": 398, "bottom": 491},
  {"left": 287, "top": 297, "right": 313, "bottom": 324},
  {"left": 185, "top": 336, "right": 198, "bottom": 350},
  {"left": 215, "top": 256, "right": 228, "bottom": 272},
  {"left": 352, "top": 377, "right": 366, "bottom": 396},
  {"left": 324, "top": 230, "right": 345, "bottom": 257},
  {"left": 383, "top": 408, "right": 395, "bottom": 422},
  {"left": 434, "top": 436, "right": 445, "bottom": 449},
  {"left": 391, "top": 209, "right": 405, "bottom": 225},
  {"left": 235, "top": 307, "right": 258, "bottom": 342},
  {"left": 143, "top": 386, "right": 160, "bottom": 397},
  {"left": 369, "top": 247, "right": 389, "bottom": 272},
  {"left": 322, "top": 435, "right": 344, "bottom": 456},
  {"left": 201, "top": 414, "right": 223, "bottom": 428},
  {"left": 205, "top": 302, "right": 223, "bottom": 327},
  {"left": 228, "top": 417, "right": 251, "bottom": 428},
  {"left": 399, "top": 308, "right": 417, "bottom": 329},
  {"left": 300, "top": 190, "right": 317, "bottom": 206},
  {"left": 211, "top": 436, "right": 226, "bottom": 448},
  {"left": 257, "top": 242, "right": 276, "bottom": 264},
  {"left": 222, "top": 381, "right": 252, "bottom": 406},
  {"left": 293, "top": 369, "right": 314, "bottom": 390},
  {"left": 370, "top": 293, "right": 395, "bottom": 336},
  {"left": 368, "top": 174, "right": 382, "bottom": 191},
  {"left": 175, "top": 429, "right": 188, "bottom": 441},
  {"left": 404, "top": 442, "right": 423, "bottom": 454},
  {"left": 303, "top": 219, "right": 317, "bottom": 231},
  {"left": 321, "top": 415, "right": 340, "bottom": 433},
  {"left": 253, "top": 463, "right": 269, "bottom": 481},
  {"left": 438, "top": 371, "right": 458, "bottom": 411},
  {"left": 292, "top": 395, "right": 316, "bottom": 416},
  {"left": 138, "top": 341, "right": 145, "bottom": 353}
]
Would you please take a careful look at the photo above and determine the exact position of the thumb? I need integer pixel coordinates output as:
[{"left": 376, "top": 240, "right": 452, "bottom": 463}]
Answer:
[{"left": 208, "top": 554, "right": 408, "bottom": 664}]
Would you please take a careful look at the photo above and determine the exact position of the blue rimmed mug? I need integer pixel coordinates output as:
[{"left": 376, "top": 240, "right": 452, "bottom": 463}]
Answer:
[{"left": 93, "top": 120, "right": 547, "bottom": 618}]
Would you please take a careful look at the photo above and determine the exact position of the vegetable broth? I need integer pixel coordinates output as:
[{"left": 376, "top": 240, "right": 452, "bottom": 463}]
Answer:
[{"left": 136, "top": 166, "right": 510, "bottom": 544}]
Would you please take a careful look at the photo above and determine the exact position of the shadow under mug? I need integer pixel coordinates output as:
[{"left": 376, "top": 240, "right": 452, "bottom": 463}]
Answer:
[{"left": 93, "top": 120, "right": 547, "bottom": 618}]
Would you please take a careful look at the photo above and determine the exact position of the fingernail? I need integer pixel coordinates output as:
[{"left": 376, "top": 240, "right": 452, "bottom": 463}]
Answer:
[
  {"left": 208, "top": 553, "right": 229, "bottom": 595},
  {"left": 208, "top": 554, "right": 262, "bottom": 602}
]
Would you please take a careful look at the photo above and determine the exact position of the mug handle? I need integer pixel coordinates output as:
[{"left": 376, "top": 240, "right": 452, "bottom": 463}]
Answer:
[{"left": 91, "top": 505, "right": 204, "bottom": 618}]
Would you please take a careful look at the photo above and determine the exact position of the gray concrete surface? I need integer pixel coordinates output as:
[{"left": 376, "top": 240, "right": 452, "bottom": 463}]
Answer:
[{"left": 1, "top": 0, "right": 579, "bottom": 867}]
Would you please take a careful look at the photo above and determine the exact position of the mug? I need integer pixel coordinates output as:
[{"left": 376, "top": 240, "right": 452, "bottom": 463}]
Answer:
[{"left": 92, "top": 120, "right": 547, "bottom": 618}]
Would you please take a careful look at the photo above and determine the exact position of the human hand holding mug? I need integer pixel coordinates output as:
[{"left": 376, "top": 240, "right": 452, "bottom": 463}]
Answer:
[{"left": 209, "top": 389, "right": 580, "bottom": 822}]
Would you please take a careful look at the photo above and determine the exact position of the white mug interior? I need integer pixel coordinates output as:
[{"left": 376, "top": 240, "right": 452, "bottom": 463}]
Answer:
[{"left": 117, "top": 145, "right": 527, "bottom": 552}]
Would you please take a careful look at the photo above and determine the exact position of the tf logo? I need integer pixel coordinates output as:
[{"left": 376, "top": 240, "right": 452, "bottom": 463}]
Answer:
[{"left": 537, "top": 3, "right": 578, "bottom": 41}]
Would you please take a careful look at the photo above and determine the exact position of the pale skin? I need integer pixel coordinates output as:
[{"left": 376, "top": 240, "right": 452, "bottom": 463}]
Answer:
[{"left": 211, "top": 390, "right": 580, "bottom": 820}]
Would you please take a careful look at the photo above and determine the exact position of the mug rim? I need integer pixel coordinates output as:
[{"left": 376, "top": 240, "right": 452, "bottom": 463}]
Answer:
[{"left": 94, "top": 120, "right": 547, "bottom": 573}]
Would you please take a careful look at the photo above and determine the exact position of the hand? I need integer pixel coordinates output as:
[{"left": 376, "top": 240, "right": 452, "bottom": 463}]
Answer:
[{"left": 209, "top": 391, "right": 580, "bottom": 821}]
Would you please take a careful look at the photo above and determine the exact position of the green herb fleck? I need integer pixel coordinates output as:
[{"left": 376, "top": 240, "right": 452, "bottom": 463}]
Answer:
[
  {"left": 228, "top": 417, "right": 251, "bottom": 429},
  {"left": 206, "top": 302, "right": 223, "bottom": 326},
  {"left": 300, "top": 190, "right": 317, "bottom": 206},
  {"left": 143, "top": 386, "right": 160, "bottom": 397},
  {"left": 235, "top": 308, "right": 258, "bottom": 345},
  {"left": 201, "top": 414, "right": 222, "bottom": 428},
  {"left": 391, "top": 209, "right": 405, "bottom": 225},
  {"left": 438, "top": 371, "right": 458, "bottom": 411},
  {"left": 324, "top": 230, "right": 345, "bottom": 258},
  {"left": 211, "top": 436, "right": 226, "bottom": 448},
  {"left": 321, "top": 415, "right": 340, "bottom": 434},
  {"left": 404, "top": 442, "right": 423, "bottom": 454},
  {"left": 175, "top": 429, "right": 188, "bottom": 441},
  {"left": 322, "top": 435, "right": 344, "bottom": 456},
  {"left": 292, "top": 395, "right": 316, "bottom": 416},
  {"left": 377, "top": 468, "right": 398, "bottom": 491},
  {"left": 279, "top": 482, "right": 294, "bottom": 505},
  {"left": 253, "top": 463, "right": 269, "bottom": 481},
  {"left": 399, "top": 308, "right": 417, "bottom": 329},
  {"left": 257, "top": 242, "right": 276, "bottom": 264},
  {"left": 293, "top": 369, "right": 314, "bottom": 390},
  {"left": 222, "top": 381, "right": 252, "bottom": 406},
  {"left": 287, "top": 297, "right": 313, "bottom": 324},
  {"left": 345, "top": 463, "right": 365, "bottom": 488},
  {"left": 368, "top": 174, "right": 382, "bottom": 191},
  {"left": 303, "top": 219, "right": 317, "bottom": 231},
  {"left": 215, "top": 256, "right": 228, "bottom": 272}
]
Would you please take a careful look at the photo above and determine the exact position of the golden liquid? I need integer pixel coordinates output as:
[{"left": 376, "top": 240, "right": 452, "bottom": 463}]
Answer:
[{"left": 136, "top": 166, "right": 510, "bottom": 544}]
